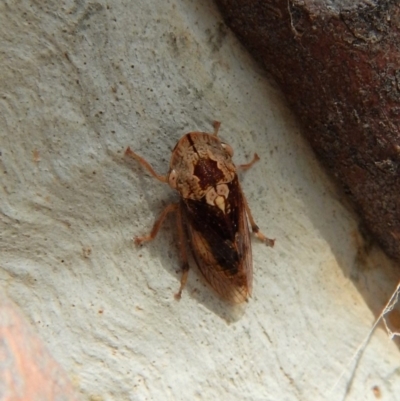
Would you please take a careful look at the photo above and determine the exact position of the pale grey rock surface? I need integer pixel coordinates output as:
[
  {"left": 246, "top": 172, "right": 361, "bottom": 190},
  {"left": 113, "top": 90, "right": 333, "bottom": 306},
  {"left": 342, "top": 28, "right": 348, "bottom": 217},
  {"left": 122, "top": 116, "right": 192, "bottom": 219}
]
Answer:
[{"left": 0, "top": 1, "right": 399, "bottom": 400}]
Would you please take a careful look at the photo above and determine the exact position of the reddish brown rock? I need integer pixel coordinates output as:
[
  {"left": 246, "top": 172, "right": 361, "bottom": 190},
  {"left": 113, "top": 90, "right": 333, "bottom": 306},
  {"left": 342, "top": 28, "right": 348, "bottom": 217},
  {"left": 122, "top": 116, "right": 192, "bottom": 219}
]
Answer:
[
  {"left": 215, "top": 0, "right": 400, "bottom": 261},
  {"left": 0, "top": 295, "right": 81, "bottom": 400}
]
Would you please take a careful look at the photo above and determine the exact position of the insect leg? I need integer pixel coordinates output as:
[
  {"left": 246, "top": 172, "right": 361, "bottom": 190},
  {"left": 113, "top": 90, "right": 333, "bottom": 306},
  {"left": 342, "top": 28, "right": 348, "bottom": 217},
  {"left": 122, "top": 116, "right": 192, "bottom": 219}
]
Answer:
[
  {"left": 135, "top": 203, "right": 179, "bottom": 245},
  {"left": 243, "top": 195, "right": 275, "bottom": 247},
  {"left": 125, "top": 147, "right": 168, "bottom": 183},
  {"left": 174, "top": 206, "right": 190, "bottom": 300},
  {"left": 212, "top": 120, "right": 221, "bottom": 136},
  {"left": 237, "top": 153, "right": 260, "bottom": 171}
]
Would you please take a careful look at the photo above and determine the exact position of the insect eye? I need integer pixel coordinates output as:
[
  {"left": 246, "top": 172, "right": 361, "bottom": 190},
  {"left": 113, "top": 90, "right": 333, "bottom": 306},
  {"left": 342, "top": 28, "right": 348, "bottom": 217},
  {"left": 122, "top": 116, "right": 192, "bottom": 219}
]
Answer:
[
  {"left": 221, "top": 142, "right": 234, "bottom": 157},
  {"left": 168, "top": 169, "right": 177, "bottom": 189}
]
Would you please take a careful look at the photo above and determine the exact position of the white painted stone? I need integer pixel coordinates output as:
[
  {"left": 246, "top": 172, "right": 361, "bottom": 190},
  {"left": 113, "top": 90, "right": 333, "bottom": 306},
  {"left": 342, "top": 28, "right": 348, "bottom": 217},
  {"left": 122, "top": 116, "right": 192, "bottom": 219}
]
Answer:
[{"left": 0, "top": 0, "right": 399, "bottom": 400}]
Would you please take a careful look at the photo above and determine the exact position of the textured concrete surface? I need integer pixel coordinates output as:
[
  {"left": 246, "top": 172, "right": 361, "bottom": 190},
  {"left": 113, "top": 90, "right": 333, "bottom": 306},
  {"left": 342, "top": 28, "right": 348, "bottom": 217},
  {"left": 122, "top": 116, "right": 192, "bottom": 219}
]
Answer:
[{"left": 0, "top": 1, "right": 399, "bottom": 400}]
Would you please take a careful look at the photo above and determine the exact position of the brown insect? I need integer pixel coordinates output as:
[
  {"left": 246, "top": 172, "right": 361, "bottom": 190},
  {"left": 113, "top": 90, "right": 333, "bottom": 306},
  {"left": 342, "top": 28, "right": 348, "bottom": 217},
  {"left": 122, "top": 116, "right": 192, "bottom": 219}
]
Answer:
[{"left": 125, "top": 121, "right": 274, "bottom": 303}]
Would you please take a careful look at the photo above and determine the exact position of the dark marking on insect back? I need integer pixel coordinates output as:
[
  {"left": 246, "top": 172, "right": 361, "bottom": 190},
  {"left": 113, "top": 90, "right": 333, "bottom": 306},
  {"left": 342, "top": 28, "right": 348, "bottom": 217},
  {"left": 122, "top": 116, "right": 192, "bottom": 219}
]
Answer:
[
  {"left": 182, "top": 176, "right": 242, "bottom": 275},
  {"left": 194, "top": 158, "right": 225, "bottom": 189}
]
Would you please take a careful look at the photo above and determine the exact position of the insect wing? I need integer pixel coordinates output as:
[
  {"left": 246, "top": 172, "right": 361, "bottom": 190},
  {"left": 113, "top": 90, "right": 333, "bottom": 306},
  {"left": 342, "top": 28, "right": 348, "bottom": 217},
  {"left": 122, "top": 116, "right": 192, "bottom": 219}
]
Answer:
[{"left": 181, "top": 176, "right": 252, "bottom": 303}]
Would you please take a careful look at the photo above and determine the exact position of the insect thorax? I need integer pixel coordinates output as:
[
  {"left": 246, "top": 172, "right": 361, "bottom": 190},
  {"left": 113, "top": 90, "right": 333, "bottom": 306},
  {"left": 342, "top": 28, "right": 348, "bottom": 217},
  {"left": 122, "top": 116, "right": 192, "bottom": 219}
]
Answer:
[{"left": 168, "top": 133, "right": 236, "bottom": 203}]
